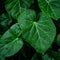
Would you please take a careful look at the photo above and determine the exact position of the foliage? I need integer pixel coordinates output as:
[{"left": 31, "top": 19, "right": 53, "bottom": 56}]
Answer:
[{"left": 0, "top": 0, "right": 60, "bottom": 60}]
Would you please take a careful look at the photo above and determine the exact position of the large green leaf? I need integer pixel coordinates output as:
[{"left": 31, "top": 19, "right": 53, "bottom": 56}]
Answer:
[
  {"left": 0, "top": 23, "right": 23, "bottom": 57},
  {"left": 38, "top": 0, "right": 60, "bottom": 20},
  {"left": 0, "top": 38, "right": 23, "bottom": 57},
  {"left": 5, "top": 0, "right": 34, "bottom": 19},
  {"left": 18, "top": 10, "right": 56, "bottom": 54}
]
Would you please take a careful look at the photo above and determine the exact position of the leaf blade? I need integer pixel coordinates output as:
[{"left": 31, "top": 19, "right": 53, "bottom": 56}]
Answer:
[
  {"left": 0, "top": 23, "right": 23, "bottom": 57},
  {"left": 38, "top": 0, "right": 60, "bottom": 20},
  {"left": 18, "top": 10, "right": 56, "bottom": 54},
  {"left": 5, "top": 0, "right": 34, "bottom": 19}
]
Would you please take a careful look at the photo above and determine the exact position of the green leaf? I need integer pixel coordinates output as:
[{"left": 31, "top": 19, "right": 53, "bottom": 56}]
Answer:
[
  {"left": 0, "top": 13, "right": 12, "bottom": 27},
  {"left": 31, "top": 54, "right": 39, "bottom": 60},
  {"left": 48, "top": 49, "right": 60, "bottom": 60},
  {"left": 56, "top": 34, "right": 60, "bottom": 46},
  {"left": 0, "top": 38, "right": 23, "bottom": 57},
  {"left": 18, "top": 9, "right": 36, "bottom": 30},
  {"left": 0, "top": 23, "right": 23, "bottom": 57},
  {"left": 20, "top": 0, "right": 34, "bottom": 8},
  {"left": 5, "top": 0, "right": 34, "bottom": 19},
  {"left": 42, "top": 54, "right": 54, "bottom": 60},
  {"left": 38, "top": 0, "right": 60, "bottom": 20},
  {"left": 18, "top": 10, "right": 56, "bottom": 54},
  {"left": 0, "top": 13, "right": 12, "bottom": 34}
]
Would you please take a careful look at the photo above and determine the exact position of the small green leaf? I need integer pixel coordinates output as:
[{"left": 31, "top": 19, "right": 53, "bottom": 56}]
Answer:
[
  {"left": 18, "top": 10, "right": 56, "bottom": 54},
  {"left": 0, "top": 13, "right": 12, "bottom": 34},
  {"left": 0, "top": 13, "right": 12, "bottom": 27},
  {"left": 0, "top": 23, "right": 23, "bottom": 57},
  {"left": 42, "top": 54, "right": 54, "bottom": 60},
  {"left": 38, "top": 0, "right": 60, "bottom": 20},
  {"left": 31, "top": 54, "right": 39, "bottom": 60},
  {"left": 5, "top": 0, "right": 34, "bottom": 19},
  {"left": 48, "top": 49, "right": 60, "bottom": 60}
]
